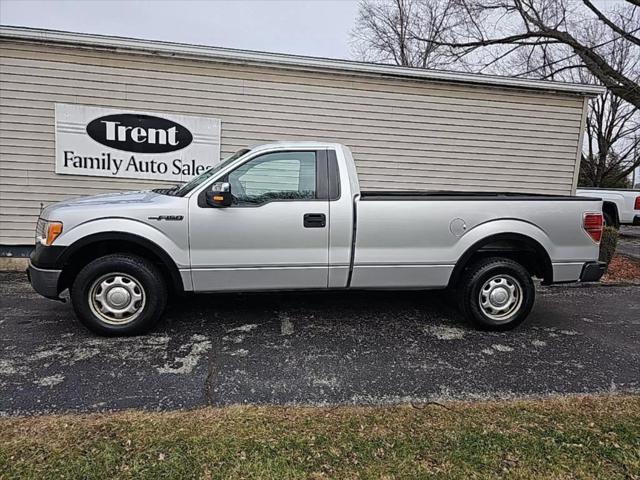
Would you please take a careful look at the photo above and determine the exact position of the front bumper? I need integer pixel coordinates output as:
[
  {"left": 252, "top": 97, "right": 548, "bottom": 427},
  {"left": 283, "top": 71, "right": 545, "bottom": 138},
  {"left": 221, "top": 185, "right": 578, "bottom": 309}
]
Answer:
[
  {"left": 27, "top": 261, "right": 62, "bottom": 299},
  {"left": 579, "top": 261, "right": 607, "bottom": 283}
]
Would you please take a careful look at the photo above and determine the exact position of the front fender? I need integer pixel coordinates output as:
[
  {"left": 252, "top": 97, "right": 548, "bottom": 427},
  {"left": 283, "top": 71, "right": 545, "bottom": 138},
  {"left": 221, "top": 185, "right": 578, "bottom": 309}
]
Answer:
[{"left": 54, "top": 217, "right": 190, "bottom": 269}]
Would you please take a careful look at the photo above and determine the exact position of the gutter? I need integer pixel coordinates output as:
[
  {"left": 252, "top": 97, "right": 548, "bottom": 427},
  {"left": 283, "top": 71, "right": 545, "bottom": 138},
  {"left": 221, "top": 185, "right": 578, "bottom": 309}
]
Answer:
[{"left": 0, "top": 25, "right": 605, "bottom": 97}]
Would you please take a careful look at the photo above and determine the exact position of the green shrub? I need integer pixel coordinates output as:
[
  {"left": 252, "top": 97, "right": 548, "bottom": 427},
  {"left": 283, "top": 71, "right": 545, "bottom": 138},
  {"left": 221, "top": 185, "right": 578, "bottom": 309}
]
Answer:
[{"left": 598, "top": 226, "right": 619, "bottom": 266}]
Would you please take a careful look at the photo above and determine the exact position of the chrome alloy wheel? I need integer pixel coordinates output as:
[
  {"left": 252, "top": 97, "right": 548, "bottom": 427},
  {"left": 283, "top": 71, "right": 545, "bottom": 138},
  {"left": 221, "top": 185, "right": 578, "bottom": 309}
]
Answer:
[
  {"left": 88, "top": 273, "right": 146, "bottom": 325},
  {"left": 478, "top": 274, "right": 523, "bottom": 323}
]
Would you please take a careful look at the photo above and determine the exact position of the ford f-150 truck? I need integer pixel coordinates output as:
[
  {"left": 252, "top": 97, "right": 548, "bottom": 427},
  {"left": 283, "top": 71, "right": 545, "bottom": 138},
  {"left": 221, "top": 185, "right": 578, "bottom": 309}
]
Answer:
[
  {"left": 576, "top": 187, "right": 640, "bottom": 227},
  {"left": 28, "top": 142, "right": 606, "bottom": 336}
]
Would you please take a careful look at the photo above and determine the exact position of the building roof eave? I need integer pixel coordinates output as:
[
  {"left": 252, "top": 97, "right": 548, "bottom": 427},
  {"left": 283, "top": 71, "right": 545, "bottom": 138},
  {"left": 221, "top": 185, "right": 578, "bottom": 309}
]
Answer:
[{"left": 0, "top": 25, "right": 606, "bottom": 97}]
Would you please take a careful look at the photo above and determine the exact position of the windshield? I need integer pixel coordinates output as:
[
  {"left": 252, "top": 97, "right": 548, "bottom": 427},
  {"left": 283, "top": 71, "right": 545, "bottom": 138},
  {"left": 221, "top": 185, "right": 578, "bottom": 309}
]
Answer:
[{"left": 173, "top": 148, "right": 251, "bottom": 197}]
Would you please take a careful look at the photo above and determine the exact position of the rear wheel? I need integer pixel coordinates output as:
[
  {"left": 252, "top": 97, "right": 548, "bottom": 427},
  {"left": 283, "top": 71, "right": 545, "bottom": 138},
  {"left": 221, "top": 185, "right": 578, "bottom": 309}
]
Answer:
[
  {"left": 458, "top": 257, "right": 535, "bottom": 331},
  {"left": 70, "top": 254, "right": 167, "bottom": 336}
]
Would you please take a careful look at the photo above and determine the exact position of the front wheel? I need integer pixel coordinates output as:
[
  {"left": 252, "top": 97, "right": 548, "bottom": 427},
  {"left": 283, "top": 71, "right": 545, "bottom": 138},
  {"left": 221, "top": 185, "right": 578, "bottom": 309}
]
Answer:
[
  {"left": 70, "top": 254, "right": 167, "bottom": 336},
  {"left": 458, "top": 257, "right": 535, "bottom": 331}
]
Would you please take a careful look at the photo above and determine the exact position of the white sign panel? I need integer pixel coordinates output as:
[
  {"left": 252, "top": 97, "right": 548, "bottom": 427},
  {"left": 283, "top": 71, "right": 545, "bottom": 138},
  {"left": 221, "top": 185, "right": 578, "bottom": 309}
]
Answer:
[{"left": 55, "top": 104, "right": 220, "bottom": 182}]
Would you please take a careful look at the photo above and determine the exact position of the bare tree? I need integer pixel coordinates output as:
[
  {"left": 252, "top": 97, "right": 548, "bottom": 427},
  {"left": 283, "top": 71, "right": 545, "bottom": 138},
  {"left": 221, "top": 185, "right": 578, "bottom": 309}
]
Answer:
[
  {"left": 581, "top": 91, "right": 640, "bottom": 187},
  {"left": 351, "top": 0, "right": 640, "bottom": 187},
  {"left": 576, "top": 23, "right": 640, "bottom": 187},
  {"left": 351, "top": 0, "right": 460, "bottom": 68},
  {"left": 501, "top": 13, "right": 640, "bottom": 187},
  {"left": 583, "top": 0, "right": 640, "bottom": 48},
  {"left": 416, "top": 0, "right": 640, "bottom": 109}
]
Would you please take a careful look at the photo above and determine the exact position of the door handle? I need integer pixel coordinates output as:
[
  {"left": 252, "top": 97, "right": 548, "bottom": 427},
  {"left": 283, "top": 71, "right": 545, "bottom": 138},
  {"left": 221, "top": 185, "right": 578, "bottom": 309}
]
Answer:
[{"left": 303, "top": 213, "right": 326, "bottom": 228}]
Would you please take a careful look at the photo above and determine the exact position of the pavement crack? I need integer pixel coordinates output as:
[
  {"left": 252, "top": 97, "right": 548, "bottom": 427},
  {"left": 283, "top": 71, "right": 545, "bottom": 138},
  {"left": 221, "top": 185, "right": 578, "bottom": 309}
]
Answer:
[{"left": 204, "top": 333, "right": 222, "bottom": 406}]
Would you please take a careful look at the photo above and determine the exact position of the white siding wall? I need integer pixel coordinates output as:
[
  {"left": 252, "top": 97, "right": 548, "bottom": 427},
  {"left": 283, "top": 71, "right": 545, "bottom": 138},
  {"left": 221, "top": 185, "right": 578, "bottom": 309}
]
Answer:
[{"left": 1, "top": 40, "right": 586, "bottom": 244}]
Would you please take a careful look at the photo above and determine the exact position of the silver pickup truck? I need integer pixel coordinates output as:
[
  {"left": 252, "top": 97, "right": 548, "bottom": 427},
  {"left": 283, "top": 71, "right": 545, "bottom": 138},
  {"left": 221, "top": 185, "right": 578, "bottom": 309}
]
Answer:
[{"left": 28, "top": 142, "right": 606, "bottom": 336}]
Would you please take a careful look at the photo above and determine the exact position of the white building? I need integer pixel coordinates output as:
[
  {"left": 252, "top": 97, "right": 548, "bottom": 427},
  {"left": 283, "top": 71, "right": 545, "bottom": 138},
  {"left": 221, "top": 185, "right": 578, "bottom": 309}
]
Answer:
[{"left": 0, "top": 26, "right": 602, "bottom": 251}]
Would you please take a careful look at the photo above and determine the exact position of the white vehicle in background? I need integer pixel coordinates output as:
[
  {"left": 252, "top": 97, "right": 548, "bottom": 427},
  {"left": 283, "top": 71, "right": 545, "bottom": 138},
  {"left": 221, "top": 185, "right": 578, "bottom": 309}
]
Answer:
[{"left": 576, "top": 188, "right": 640, "bottom": 228}]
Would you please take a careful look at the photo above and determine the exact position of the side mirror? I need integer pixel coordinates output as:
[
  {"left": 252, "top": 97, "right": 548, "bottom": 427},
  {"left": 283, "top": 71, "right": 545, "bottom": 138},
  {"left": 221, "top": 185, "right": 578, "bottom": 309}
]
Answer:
[{"left": 206, "top": 182, "right": 232, "bottom": 207}]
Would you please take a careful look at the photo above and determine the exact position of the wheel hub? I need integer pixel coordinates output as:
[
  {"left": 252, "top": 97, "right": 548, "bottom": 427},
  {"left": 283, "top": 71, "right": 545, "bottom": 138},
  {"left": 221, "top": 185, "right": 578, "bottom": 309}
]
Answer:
[
  {"left": 88, "top": 273, "right": 146, "bottom": 325},
  {"left": 105, "top": 286, "right": 131, "bottom": 308},
  {"left": 478, "top": 274, "right": 524, "bottom": 323},
  {"left": 489, "top": 287, "right": 509, "bottom": 306}
]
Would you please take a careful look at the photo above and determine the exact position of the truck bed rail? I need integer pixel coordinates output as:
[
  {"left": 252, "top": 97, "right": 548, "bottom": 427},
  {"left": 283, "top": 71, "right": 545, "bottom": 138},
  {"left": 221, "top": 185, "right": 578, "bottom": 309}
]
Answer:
[{"left": 360, "top": 191, "right": 601, "bottom": 201}]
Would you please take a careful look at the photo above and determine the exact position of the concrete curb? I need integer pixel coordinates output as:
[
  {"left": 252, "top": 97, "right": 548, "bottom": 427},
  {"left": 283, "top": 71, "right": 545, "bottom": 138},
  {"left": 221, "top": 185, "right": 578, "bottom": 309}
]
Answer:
[
  {"left": 544, "top": 281, "right": 640, "bottom": 289},
  {"left": 0, "top": 258, "right": 28, "bottom": 271}
]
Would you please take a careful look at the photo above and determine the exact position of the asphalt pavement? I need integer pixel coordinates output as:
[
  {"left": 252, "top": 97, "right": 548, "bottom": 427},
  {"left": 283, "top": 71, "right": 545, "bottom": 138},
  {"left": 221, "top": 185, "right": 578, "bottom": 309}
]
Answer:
[
  {"left": 619, "top": 226, "right": 640, "bottom": 260},
  {"left": 1, "top": 272, "right": 638, "bottom": 416}
]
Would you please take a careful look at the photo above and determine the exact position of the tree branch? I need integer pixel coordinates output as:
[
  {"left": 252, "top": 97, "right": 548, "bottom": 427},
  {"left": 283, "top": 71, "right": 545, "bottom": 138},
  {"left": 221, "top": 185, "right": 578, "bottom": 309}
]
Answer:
[
  {"left": 583, "top": 0, "right": 640, "bottom": 47},
  {"left": 415, "top": 32, "right": 545, "bottom": 48}
]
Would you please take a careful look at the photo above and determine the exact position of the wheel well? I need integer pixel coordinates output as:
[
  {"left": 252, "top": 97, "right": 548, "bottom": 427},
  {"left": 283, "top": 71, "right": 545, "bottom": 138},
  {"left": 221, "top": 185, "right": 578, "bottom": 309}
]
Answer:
[
  {"left": 58, "top": 236, "right": 183, "bottom": 294},
  {"left": 602, "top": 202, "right": 619, "bottom": 227},
  {"left": 448, "top": 233, "right": 553, "bottom": 287}
]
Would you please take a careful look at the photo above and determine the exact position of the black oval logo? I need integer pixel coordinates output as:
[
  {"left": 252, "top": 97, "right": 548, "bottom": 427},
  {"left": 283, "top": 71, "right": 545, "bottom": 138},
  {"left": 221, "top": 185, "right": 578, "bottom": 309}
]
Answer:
[{"left": 86, "top": 113, "right": 193, "bottom": 153}]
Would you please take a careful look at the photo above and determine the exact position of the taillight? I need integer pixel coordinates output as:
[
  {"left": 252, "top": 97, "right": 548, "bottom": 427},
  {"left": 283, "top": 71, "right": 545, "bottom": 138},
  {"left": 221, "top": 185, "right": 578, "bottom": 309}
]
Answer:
[
  {"left": 634, "top": 196, "right": 640, "bottom": 210},
  {"left": 583, "top": 213, "right": 603, "bottom": 243}
]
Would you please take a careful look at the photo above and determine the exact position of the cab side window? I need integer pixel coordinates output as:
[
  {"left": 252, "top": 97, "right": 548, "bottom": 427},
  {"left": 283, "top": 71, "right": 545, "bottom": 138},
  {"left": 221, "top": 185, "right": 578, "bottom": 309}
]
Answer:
[{"left": 228, "top": 151, "right": 316, "bottom": 205}]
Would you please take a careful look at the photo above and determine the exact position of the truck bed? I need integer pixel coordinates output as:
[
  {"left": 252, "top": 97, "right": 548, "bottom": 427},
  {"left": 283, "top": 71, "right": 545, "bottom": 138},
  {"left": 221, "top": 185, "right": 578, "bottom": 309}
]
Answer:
[
  {"left": 350, "top": 191, "right": 602, "bottom": 289},
  {"left": 360, "top": 191, "right": 599, "bottom": 201}
]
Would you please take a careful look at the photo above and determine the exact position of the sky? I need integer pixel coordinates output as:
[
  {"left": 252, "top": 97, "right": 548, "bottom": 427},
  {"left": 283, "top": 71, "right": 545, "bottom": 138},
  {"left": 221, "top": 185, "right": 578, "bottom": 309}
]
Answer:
[{"left": 0, "top": 0, "right": 360, "bottom": 59}]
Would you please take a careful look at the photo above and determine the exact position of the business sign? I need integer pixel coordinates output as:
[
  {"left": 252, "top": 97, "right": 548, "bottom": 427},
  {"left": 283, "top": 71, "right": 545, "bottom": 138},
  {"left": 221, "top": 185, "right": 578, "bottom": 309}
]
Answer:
[{"left": 55, "top": 104, "right": 220, "bottom": 182}]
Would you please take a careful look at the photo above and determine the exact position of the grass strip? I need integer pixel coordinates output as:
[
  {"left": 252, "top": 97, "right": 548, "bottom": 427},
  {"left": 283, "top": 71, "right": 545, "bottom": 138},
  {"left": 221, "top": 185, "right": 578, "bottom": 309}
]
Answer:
[{"left": 1, "top": 395, "right": 639, "bottom": 479}]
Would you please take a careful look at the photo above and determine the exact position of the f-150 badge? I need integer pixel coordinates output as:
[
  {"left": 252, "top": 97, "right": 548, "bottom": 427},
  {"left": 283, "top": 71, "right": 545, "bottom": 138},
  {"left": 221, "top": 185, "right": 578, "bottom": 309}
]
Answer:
[{"left": 148, "top": 215, "right": 184, "bottom": 221}]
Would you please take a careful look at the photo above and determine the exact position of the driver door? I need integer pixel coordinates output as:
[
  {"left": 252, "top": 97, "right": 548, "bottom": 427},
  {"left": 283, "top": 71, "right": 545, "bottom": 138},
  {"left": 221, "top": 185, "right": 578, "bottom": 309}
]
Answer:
[{"left": 188, "top": 149, "right": 330, "bottom": 291}]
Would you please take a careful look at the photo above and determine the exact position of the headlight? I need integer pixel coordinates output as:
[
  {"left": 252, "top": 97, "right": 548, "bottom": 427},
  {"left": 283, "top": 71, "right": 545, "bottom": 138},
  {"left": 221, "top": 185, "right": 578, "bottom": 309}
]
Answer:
[{"left": 35, "top": 220, "right": 63, "bottom": 246}]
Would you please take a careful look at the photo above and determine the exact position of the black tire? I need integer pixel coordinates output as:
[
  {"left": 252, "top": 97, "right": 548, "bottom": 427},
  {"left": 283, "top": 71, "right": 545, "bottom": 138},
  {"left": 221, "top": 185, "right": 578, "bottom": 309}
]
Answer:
[
  {"left": 458, "top": 257, "right": 535, "bottom": 331},
  {"left": 70, "top": 254, "right": 167, "bottom": 336}
]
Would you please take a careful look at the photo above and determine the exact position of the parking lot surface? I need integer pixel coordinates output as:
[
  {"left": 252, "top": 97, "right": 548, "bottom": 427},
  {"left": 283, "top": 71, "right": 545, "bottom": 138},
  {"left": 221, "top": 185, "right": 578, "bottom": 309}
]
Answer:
[
  {"left": 618, "top": 227, "right": 640, "bottom": 260},
  {"left": 1, "top": 272, "right": 638, "bottom": 415}
]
